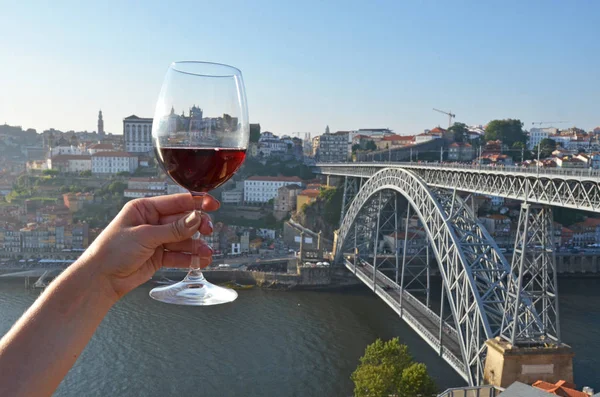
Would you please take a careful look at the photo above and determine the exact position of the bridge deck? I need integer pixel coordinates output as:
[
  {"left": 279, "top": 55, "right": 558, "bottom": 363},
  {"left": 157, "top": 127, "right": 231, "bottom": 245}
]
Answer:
[{"left": 345, "top": 259, "right": 468, "bottom": 381}]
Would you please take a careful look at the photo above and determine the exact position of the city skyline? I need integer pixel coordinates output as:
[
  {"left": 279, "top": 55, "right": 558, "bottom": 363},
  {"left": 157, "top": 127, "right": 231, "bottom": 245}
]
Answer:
[{"left": 1, "top": 1, "right": 600, "bottom": 136}]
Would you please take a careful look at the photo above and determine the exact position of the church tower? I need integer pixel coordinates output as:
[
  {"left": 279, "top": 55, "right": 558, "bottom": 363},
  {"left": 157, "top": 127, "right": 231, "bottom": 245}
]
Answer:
[{"left": 98, "top": 110, "right": 105, "bottom": 137}]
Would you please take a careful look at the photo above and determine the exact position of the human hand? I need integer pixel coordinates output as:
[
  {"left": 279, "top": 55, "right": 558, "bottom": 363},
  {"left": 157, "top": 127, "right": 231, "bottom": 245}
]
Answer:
[{"left": 78, "top": 193, "right": 218, "bottom": 302}]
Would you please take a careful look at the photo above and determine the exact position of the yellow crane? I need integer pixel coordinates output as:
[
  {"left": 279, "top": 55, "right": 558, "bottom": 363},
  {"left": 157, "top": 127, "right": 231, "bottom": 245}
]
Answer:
[{"left": 433, "top": 108, "right": 456, "bottom": 129}]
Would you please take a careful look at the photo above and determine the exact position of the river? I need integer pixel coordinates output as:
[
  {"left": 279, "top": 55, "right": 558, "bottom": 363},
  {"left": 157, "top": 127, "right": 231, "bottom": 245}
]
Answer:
[{"left": 0, "top": 277, "right": 599, "bottom": 396}]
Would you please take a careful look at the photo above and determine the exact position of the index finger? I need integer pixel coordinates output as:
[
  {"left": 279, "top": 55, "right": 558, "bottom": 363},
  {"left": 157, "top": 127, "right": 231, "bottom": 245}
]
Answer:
[{"left": 143, "top": 193, "right": 220, "bottom": 216}]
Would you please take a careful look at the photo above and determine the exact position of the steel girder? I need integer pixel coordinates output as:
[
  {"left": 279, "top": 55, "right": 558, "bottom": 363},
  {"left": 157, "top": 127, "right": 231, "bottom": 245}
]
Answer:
[
  {"left": 500, "top": 204, "right": 560, "bottom": 345},
  {"left": 334, "top": 168, "right": 540, "bottom": 385},
  {"left": 316, "top": 164, "right": 600, "bottom": 212}
]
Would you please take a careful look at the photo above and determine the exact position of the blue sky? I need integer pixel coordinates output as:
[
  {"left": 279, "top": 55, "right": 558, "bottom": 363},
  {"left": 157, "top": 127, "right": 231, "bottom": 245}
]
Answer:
[{"left": 1, "top": 0, "right": 599, "bottom": 136}]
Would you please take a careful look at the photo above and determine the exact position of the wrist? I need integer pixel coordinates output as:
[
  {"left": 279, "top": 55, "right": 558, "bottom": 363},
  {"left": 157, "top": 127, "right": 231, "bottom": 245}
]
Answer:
[{"left": 65, "top": 256, "right": 121, "bottom": 309}]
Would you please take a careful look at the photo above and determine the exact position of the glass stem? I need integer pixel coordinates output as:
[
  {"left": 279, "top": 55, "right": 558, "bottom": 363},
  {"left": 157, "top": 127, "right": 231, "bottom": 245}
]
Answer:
[{"left": 186, "top": 193, "right": 206, "bottom": 282}]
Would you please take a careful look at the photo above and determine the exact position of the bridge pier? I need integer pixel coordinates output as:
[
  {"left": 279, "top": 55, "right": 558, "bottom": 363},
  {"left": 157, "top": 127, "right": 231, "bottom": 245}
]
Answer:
[{"left": 484, "top": 337, "right": 574, "bottom": 387}]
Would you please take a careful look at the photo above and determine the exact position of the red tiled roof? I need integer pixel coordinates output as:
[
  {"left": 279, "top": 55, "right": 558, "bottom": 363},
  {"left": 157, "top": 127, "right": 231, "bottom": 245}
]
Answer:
[
  {"left": 92, "top": 151, "right": 134, "bottom": 157},
  {"left": 51, "top": 154, "right": 91, "bottom": 161},
  {"left": 430, "top": 127, "right": 446, "bottom": 133},
  {"left": 533, "top": 380, "right": 588, "bottom": 397},
  {"left": 299, "top": 189, "right": 320, "bottom": 198},
  {"left": 89, "top": 143, "right": 114, "bottom": 150},
  {"left": 247, "top": 176, "right": 303, "bottom": 182}
]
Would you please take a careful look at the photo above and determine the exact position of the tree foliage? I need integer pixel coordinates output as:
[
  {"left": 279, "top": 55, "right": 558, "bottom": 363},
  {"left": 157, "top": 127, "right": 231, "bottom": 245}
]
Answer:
[
  {"left": 484, "top": 119, "right": 527, "bottom": 147},
  {"left": 352, "top": 144, "right": 361, "bottom": 153},
  {"left": 366, "top": 140, "right": 377, "bottom": 151},
  {"left": 320, "top": 186, "right": 343, "bottom": 227},
  {"left": 351, "top": 338, "right": 437, "bottom": 397},
  {"left": 446, "top": 122, "right": 468, "bottom": 143},
  {"left": 534, "top": 138, "right": 557, "bottom": 159},
  {"left": 250, "top": 124, "right": 261, "bottom": 143}
]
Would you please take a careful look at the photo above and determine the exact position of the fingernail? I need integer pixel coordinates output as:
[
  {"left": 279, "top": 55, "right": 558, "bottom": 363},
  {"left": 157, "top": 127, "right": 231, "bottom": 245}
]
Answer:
[
  {"left": 184, "top": 211, "right": 201, "bottom": 228},
  {"left": 208, "top": 221, "right": 213, "bottom": 232}
]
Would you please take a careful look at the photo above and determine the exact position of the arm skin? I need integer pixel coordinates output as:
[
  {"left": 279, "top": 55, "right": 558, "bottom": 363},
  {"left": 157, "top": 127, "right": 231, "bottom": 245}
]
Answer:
[{"left": 0, "top": 194, "right": 218, "bottom": 397}]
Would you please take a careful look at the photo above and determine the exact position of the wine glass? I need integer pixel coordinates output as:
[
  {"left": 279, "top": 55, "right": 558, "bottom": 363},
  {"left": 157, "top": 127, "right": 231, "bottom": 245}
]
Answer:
[{"left": 149, "top": 61, "right": 249, "bottom": 306}]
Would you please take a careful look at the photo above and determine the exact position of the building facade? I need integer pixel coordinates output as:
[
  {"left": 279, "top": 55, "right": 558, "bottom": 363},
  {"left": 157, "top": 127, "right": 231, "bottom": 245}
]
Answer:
[
  {"left": 221, "top": 189, "right": 243, "bottom": 205},
  {"left": 274, "top": 184, "right": 302, "bottom": 212},
  {"left": 123, "top": 115, "right": 153, "bottom": 153},
  {"left": 244, "top": 176, "right": 303, "bottom": 203},
  {"left": 448, "top": 142, "right": 474, "bottom": 161},
  {"left": 528, "top": 127, "right": 558, "bottom": 150},
  {"left": 47, "top": 155, "right": 92, "bottom": 173},
  {"left": 317, "top": 132, "right": 349, "bottom": 162},
  {"left": 91, "top": 152, "right": 139, "bottom": 174}
]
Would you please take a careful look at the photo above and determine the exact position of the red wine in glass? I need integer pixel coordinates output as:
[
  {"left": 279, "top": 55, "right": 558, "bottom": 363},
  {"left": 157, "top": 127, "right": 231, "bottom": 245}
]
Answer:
[
  {"left": 149, "top": 61, "right": 249, "bottom": 306},
  {"left": 160, "top": 147, "right": 246, "bottom": 193}
]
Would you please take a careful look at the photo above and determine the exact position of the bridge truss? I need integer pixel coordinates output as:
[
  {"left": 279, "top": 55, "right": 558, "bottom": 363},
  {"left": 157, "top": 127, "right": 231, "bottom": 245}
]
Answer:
[{"left": 333, "top": 168, "right": 559, "bottom": 385}]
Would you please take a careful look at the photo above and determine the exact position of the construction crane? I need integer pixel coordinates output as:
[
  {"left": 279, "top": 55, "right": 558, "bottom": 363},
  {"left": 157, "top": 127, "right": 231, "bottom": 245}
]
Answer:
[
  {"left": 531, "top": 121, "right": 569, "bottom": 126},
  {"left": 433, "top": 108, "right": 456, "bottom": 129}
]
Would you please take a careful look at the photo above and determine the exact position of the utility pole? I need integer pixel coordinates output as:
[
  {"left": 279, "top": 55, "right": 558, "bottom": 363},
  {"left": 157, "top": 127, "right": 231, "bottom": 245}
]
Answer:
[{"left": 440, "top": 146, "right": 444, "bottom": 163}]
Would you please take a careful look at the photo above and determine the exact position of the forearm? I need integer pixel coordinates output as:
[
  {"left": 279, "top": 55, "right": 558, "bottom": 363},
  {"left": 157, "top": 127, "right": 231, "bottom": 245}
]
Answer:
[{"left": 0, "top": 258, "right": 117, "bottom": 397}]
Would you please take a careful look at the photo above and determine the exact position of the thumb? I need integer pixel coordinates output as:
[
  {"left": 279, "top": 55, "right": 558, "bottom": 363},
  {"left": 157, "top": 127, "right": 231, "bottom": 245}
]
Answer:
[{"left": 137, "top": 210, "right": 202, "bottom": 247}]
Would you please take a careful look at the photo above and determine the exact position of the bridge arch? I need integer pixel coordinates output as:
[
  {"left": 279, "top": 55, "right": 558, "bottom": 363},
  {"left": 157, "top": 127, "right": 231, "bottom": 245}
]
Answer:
[{"left": 334, "top": 168, "right": 524, "bottom": 384}]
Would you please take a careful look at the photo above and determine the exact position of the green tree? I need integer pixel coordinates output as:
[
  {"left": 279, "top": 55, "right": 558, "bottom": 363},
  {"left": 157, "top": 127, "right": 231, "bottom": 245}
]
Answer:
[
  {"left": 511, "top": 141, "right": 533, "bottom": 161},
  {"left": 351, "top": 338, "right": 436, "bottom": 397},
  {"left": 534, "top": 138, "right": 557, "bottom": 159},
  {"left": 79, "top": 170, "right": 92, "bottom": 177},
  {"left": 366, "top": 140, "right": 377, "bottom": 151},
  {"left": 398, "top": 363, "right": 437, "bottom": 397},
  {"left": 117, "top": 171, "right": 131, "bottom": 177},
  {"left": 484, "top": 119, "right": 527, "bottom": 147},
  {"left": 352, "top": 144, "right": 361, "bottom": 153},
  {"left": 42, "top": 169, "right": 59, "bottom": 177},
  {"left": 446, "top": 122, "right": 468, "bottom": 143}
]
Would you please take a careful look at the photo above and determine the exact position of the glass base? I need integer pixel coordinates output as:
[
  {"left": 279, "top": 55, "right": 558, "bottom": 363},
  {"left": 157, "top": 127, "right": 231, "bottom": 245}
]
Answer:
[{"left": 149, "top": 275, "right": 238, "bottom": 306}]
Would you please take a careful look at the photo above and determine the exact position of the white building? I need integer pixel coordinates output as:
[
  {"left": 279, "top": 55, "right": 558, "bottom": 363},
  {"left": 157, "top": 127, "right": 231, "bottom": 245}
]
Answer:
[
  {"left": 91, "top": 152, "right": 138, "bottom": 175},
  {"left": 244, "top": 176, "right": 303, "bottom": 203},
  {"left": 167, "top": 183, "right": 187, "bottom": 195},
  {"left": 221, "top": 188, "right": 243, "bottom": 204},
  {"left": 124, "top": 189, "right": 164, "bottom": 198},
  {"left": 528, "top": 127, "right": 558, "bottom": 149},
  {"left": 88, "top": 143, "right": 115, "bottom": 155},
  {"left": 415, "top": 132, "right": 442, "bottom": 144},
  {"left": 123, "top": 115, "right": 153, "bottom": 153},
  {"left": 49, "top": 145, "right": 84, "bottom": 157},
  {"left": 47, "top": 155, "right": 92, "bottom": 173}
]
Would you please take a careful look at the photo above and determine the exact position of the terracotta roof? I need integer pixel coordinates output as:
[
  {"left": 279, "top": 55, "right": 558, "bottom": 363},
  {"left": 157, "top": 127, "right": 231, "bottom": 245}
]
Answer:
[
  {"left": 51, "top": 154, "right": 91, "bottom": 161},
  {"left": 88, "top": 143, "right": 114, "bottom": 150},
  {"left": 298, "top": 189, "right": 320, "bottom": 198},
  {"left": 533, "top": 380, "right": 588, "bottom": 397},
  {"left": 430, "top": 127, "right": 446, "bottom": 133},
  {"left": 92, "top": 151, "right": 135, "bottom": 157},
  {"left": 246, "top": 176, "right": 303, "bottom": 182}
]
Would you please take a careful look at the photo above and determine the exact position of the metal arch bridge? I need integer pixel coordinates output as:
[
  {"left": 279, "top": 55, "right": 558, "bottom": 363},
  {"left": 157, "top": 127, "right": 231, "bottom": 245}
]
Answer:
[
  {"left": 318, "top": 162, "right": 600, "bottom": 212},
  {"left": 313, "top": 162, "right": 600, "bottom": 385}
]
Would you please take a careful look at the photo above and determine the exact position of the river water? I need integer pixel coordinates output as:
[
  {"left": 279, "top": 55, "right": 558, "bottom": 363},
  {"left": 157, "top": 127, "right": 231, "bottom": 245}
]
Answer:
[{"left": 0, "top": 278, "right": 599, "bottom": 396}]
